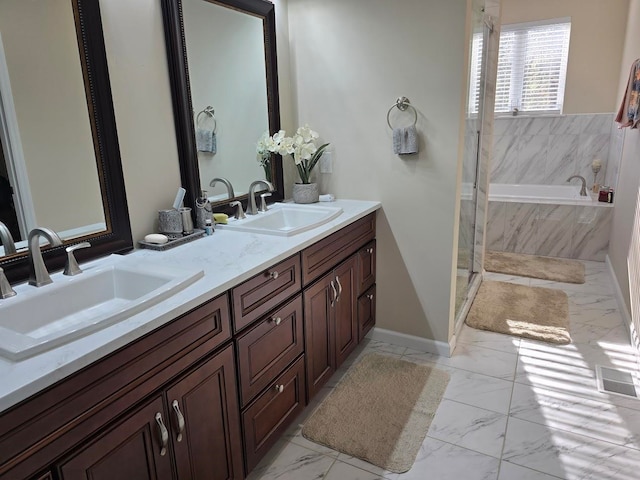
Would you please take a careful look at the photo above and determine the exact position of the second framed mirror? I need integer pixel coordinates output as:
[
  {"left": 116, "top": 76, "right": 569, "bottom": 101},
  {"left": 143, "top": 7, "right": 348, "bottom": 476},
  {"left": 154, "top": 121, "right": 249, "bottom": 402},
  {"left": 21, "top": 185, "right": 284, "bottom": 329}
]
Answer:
[{"left": 161, "top": 0, "right": 283, "bottom": 218}]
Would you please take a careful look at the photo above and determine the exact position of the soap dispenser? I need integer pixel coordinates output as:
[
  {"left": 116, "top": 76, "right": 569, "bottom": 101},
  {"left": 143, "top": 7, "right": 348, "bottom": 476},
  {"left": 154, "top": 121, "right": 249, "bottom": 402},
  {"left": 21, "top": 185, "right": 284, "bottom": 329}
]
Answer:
[{"left": 195, "top": 190, "right": 213, "bottom": 229}]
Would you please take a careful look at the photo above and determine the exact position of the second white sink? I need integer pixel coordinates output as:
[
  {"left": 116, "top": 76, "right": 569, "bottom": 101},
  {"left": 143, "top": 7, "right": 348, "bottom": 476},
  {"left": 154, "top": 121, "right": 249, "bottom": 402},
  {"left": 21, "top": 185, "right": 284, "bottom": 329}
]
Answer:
[
  {"left": 219, "top": 203, "right": 343, "bottom": 236},
  {"left": 0, "top": 257, "right": 203, "bottom": 360}
]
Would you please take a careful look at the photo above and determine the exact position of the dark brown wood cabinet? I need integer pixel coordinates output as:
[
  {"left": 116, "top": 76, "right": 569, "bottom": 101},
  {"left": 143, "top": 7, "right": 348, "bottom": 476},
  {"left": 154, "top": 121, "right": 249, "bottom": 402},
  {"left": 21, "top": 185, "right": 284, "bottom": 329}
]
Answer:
[
  {"left": 58, "top": 345, "right": 243, "bottom": 480},
  {"left": 166, "top": 346, "right": 243, "bottom": 480},
  {"left": 303, "top": 214, "right": 376, "bottom": 402},
  {"left": 1, "top": 212, "right": 376, "bottom": 480},
  {"left": 59, "top": 395, "right": 173, "bottom": 480}
]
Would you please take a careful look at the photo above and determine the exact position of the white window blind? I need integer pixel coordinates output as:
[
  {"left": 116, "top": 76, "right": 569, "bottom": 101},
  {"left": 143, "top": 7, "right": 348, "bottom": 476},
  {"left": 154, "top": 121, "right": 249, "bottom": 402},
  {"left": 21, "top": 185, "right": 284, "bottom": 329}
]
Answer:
[{"left": 470, "top": 19, "right": 571, "bottom": 115}]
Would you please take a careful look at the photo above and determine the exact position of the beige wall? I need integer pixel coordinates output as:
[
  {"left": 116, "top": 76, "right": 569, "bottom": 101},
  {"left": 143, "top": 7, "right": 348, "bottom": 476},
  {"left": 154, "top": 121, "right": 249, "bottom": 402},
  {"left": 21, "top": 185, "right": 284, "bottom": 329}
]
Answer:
[
  {"left": 502, "top": 0, "right": 629, "bottom": 114},
  {"left": 287, "top": 0, "right": 469, "bottom": 343},
  {"left": 0, "top": 0, "right": 104, "bottom": 232},
  {"left": 609, "top": 0, "right": 640, "bottom": 344}
]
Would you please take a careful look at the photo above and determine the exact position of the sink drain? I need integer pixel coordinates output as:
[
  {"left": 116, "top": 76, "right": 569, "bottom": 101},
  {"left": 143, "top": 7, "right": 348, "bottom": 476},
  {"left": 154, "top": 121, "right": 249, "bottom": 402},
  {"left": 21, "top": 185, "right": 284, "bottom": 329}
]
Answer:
[{"left": 595, "top": 365, "right": 638, "bottom": 398}]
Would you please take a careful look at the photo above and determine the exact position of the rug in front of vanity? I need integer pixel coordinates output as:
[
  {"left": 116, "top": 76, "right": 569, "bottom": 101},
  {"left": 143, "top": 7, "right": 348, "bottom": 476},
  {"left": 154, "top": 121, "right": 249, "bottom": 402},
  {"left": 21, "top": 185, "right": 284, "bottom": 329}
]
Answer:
[
  {"left": 466, "top": 280, "right": 571, "bottom": 344},
  {"left": 301, "top": 353, "right": 449, "bottom": 473},
  {"left": 485, "top": 250, "right": 585, "bottom": 284}
]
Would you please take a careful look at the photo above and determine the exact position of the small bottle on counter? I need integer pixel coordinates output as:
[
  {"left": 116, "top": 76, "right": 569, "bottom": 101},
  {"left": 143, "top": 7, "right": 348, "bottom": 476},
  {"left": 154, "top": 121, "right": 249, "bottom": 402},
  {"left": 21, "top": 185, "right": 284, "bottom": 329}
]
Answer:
[
  {"left": 205, "top": 218, "right": 213, "bottom": 236},
  {"left": 598, "top": 186, "right": 610, "bottom": 203}
]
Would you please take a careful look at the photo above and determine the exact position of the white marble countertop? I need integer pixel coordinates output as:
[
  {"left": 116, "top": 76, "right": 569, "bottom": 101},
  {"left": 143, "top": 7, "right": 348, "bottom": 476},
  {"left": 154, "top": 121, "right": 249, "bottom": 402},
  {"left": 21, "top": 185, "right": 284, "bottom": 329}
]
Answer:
[{"left": 0, "top": 199, "right": 381, "bottom": 413}]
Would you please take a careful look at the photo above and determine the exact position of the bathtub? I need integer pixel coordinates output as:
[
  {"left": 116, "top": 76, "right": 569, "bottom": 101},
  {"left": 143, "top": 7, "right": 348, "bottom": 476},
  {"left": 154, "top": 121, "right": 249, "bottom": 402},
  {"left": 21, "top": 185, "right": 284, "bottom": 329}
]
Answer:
[
  {"left": 488, "top": 183, "right": 601, "bottom": 205},
  {"left": 486, "top": 183, "right": 612, "bottom": 261}
]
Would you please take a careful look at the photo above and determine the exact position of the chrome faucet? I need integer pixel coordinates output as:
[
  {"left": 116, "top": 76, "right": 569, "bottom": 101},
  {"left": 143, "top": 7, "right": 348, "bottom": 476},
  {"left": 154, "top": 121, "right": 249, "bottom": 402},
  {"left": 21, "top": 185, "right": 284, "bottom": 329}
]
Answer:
[
  {"left": 246, "top": 180, "right": 274, "bottom": 215},
  {"left": 0, "top": 221, "right": 16, "bottom": 255},
  {"left": 27, "top": 227, "right": 63, "bottom": 287},
  {"left": 566, "top": 175, "right": 588, "bottom": 196},
  {"left": 209, "top": 177, "right": 235, "bottom": 200}
]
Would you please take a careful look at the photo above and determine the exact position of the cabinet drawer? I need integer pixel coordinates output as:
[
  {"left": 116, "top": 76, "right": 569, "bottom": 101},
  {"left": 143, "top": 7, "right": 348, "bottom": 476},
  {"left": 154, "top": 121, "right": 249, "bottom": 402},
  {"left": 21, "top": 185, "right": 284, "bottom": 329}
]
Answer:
[
  {"left": 357, "top": 240, "right": 376, "bottom": 296},
  {"left": 232, "top": 255, "right": 301, "bottom": 333},
  {"left": 358, "top": 285, "right": 376, "bottom": 342},
  {"left": 301, "top": 213, "right": 375, "bottom": 286},
  {"left": 242, "top": 356, "right": 306, "bottom": 473},
  {"left": 0, "top": 293, "right": 231, "bottom": 480},
  {"left": 237, "top": 295, "right": 304, "bottom": 407}
]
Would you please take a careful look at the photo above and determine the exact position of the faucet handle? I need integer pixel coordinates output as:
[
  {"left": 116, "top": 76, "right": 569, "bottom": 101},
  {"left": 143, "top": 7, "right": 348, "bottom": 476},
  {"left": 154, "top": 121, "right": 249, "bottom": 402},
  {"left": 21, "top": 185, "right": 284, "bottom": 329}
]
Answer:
[
  {"left": 229, "top": 201, "right": 246, "bottom": 220},
  {"left": 259, "top": 193, "right": 272, "bottom": 212},
  {"left": 64, "top": 242, "right": 91, "bottom": 276},
  {"left": 0, "top": 267, "right": 16, "bottom": 299}
]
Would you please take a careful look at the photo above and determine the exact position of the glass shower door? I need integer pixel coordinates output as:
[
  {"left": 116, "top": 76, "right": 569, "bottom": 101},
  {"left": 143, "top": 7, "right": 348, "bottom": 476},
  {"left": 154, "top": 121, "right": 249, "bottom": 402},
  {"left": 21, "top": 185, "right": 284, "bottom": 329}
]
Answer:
[{"left": 455, "top": 1, "right": 489, "bottom": 319}]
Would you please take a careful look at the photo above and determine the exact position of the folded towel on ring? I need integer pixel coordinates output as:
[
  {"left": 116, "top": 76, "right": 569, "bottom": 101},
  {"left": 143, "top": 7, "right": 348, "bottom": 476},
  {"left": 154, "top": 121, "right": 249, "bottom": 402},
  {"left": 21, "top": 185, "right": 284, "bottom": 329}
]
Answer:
[
  {"left": 196, "top": 127, "right": 217, "bottom": 153},
  {"left": 393, "top": 125, "right": 418, "bottom": 155}
]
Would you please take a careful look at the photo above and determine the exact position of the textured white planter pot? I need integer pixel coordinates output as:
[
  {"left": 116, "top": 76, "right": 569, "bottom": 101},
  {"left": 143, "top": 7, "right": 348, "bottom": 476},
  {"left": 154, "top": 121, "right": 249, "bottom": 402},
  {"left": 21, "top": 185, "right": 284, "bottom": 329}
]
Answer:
[{"left": 292, "top": 183, "right": 319, "bottom": 204}]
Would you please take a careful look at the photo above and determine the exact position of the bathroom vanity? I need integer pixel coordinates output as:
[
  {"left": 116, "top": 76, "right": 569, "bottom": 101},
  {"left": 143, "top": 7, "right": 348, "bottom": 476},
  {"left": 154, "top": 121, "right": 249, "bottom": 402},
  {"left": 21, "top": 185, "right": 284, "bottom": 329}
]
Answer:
[{"left": 0, "top": 200, "right": 379, "bottom": 480}]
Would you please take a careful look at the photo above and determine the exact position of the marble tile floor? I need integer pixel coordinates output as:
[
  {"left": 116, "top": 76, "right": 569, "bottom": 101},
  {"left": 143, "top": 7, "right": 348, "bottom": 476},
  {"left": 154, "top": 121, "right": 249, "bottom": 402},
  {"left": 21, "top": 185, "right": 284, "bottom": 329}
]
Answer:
[{"left": 247, "top": 260, "right": 640, "bottom": 480}]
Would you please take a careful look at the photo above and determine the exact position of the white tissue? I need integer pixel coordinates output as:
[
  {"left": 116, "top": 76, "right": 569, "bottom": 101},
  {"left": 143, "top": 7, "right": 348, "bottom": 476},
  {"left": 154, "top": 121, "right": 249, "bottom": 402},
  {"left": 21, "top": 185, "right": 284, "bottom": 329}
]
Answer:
[{"left": 319, "top": 194, "right": 335, "bottom": 202}]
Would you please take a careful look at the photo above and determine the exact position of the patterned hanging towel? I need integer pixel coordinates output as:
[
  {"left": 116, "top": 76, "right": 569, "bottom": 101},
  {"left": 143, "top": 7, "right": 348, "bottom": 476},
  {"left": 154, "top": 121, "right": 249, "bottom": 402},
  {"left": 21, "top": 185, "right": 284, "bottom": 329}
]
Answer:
[{"left": 615, "top": 58, "right": 640, "bottom": 129}]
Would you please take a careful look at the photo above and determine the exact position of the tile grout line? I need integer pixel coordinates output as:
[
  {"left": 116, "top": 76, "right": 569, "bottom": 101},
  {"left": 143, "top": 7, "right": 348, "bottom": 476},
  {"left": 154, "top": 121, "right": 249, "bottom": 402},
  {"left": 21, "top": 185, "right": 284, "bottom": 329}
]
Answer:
[{"left": 496, "top": 340, "right": 520, "bottom": 479}]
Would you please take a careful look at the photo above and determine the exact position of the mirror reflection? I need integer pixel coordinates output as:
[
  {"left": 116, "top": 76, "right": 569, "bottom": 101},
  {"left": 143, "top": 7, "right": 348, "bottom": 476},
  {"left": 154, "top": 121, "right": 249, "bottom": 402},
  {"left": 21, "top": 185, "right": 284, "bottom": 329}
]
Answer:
[
  {"left": 0, "top": 0, "right": 106, "bottom": 257},
  {"left": 182, "top": 0, "right": 271, "bottom": 202}
]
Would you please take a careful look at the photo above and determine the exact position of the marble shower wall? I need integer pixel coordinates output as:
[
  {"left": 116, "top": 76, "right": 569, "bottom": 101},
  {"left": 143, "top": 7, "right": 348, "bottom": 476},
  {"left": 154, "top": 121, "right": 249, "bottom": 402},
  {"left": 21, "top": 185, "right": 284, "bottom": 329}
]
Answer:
[
  {"left": 486, "top": 201, "right": 613, "bottom": 261},
  {"left": 491, "top": 113, "right": 619, "bottom": 188}
]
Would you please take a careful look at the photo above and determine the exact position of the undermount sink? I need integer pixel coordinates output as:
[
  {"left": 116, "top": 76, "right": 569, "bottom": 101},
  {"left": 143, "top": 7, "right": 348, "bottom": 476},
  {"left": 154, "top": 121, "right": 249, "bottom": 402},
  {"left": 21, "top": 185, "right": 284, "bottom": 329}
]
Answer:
[
  {"left": 0, "top": 257, "right": 203, "bottom": 360},
  {"left": 218, "top": 203, "right": 343, "bottom": 236}
]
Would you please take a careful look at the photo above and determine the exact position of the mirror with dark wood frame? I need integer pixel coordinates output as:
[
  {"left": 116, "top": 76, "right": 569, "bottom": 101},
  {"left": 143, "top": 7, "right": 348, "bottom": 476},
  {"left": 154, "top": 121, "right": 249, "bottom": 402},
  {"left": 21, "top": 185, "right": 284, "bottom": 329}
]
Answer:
[
  {"left": 0, "top": 0, "right": 133, "bottom": 283},
  {"left": 161, "top": 0, "right": 283, "bottom": 217}
]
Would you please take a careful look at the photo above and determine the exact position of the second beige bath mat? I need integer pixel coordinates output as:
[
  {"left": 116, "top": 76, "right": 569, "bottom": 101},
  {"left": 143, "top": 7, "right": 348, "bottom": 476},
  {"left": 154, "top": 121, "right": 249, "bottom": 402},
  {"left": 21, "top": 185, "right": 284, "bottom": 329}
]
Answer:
[
  {"left": 485, "top": 251, "right": 585, "bottom": 284},
  {"left": 466, "top": 280, "right": 571, "bottom": 344}
]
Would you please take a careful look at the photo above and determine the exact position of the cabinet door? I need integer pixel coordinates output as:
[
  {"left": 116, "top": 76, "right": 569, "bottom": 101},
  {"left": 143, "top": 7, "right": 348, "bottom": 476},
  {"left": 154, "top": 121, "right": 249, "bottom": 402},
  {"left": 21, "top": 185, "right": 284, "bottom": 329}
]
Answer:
[
  {"left": 166, "top": 345, "right": 244, "bottom": 480},
  {"left": 357, "top": 240, "right": 376, "bottom": 296},
  {"left": 59, "top": 396, "right": 173, "bottom": 480},
  {"left": 334, "top": 256, "right": 358, "bottom": 368},
  {"left": 303, "top": 274, "right": 335, "bottom": 401},
  {"left": 358, "top": 285, "right": 376, "bottom": 342}
]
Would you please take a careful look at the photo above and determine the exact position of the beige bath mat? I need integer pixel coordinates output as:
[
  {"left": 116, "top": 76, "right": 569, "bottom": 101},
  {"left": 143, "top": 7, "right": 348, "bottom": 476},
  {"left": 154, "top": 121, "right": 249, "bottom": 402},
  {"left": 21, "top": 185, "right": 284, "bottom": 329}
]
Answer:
[
  {"left": 466, "top": 280, "right": 571, "bottom": 344},
  {"left": 485, "top": 251, "right": 585, "bottom": 284},
  {"left": 302, "top": 353, "right": 449, "bottom": 473}
]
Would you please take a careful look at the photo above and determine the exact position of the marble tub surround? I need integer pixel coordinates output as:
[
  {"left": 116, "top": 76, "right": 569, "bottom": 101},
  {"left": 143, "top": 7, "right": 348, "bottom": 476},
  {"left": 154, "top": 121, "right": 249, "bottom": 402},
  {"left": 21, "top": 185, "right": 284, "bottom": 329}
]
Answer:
[
  {"left": 491, "top": 113, "right": 617, "bottom": 187},
  {"left": 247, "top": 261, "right": 640, "bottom": 480},
  {"left": 487, "top": 201, "right": 612, "bottom": 261},
  {"left": 0, "top": 199, "right": 380, "bottom": 413}
]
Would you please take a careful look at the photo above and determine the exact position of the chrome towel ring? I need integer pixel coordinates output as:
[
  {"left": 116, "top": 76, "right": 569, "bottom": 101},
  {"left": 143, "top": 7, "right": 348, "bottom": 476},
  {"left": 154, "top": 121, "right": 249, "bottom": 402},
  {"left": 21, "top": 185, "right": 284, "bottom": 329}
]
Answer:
[
  {"left": 387, "top": 96, "right": 417, "bottom": 130},
  {"left": 196, "top": 106, "right": 217, "bottom": 132}
]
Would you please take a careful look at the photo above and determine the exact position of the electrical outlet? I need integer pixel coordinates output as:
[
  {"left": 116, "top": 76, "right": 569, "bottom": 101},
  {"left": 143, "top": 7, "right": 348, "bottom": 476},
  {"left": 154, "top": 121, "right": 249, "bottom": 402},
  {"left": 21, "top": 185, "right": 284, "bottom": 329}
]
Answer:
[{"left": 319, "top": 151, "right": 333, "bottom": 173}]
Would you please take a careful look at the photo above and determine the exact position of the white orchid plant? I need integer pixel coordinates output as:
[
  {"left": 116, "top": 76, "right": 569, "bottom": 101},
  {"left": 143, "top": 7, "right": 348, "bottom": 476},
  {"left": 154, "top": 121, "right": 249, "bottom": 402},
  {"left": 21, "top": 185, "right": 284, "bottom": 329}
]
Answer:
[{"left": 257, "top": 125, "right": 330, "bottom": 184}]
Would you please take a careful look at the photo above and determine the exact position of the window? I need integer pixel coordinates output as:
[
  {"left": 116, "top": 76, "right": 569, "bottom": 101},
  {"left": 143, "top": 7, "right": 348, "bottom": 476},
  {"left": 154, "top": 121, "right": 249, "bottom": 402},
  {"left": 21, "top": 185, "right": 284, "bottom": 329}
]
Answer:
[{"left": 469, "top": 19, "right": 571, "bottom": 115}]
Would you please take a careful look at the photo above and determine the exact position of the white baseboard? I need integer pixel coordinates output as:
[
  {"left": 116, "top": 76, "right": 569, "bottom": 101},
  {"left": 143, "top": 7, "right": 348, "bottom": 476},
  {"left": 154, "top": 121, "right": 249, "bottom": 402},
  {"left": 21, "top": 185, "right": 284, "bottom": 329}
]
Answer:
[
  {"left": 368, "top": 327, "right": 452, "bottom": 357},
  {"left": 605, "top": 255, "right": 639, "bottom": 356}
]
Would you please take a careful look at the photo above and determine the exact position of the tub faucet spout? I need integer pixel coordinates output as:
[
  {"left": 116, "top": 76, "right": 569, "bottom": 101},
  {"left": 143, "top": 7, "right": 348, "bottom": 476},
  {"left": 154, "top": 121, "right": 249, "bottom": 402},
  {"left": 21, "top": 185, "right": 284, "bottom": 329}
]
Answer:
[{"left": 566, "top": 175, "right": 588, "bottom": 196}]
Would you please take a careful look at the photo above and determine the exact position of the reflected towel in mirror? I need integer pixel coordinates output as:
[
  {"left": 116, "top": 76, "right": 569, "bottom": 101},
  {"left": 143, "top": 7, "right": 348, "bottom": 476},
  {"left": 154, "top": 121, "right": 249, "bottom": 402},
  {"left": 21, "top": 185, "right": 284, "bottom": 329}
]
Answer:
[
  {"left": 393, "top": 125, "right": 418, "bottom": 155},
  {"left": 196, "top": 128, "right": 217, "bottom": 153}
]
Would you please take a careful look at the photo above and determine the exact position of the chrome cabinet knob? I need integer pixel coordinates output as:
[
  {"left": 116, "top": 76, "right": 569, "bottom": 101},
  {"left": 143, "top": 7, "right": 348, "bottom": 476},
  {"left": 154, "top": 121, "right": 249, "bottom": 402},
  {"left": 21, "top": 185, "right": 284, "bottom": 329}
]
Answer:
[
  {"left": 269, "top": 270, "right": 279, "bottom": 279},
  {"left": 155, "top": 412, "right": 169, "bottom": 456},
  {"left": 272, "top": 316, "right": 282, "bottom": 326},
  {"left": 274, "top": 384, "right": 284, "bottom": 393}
]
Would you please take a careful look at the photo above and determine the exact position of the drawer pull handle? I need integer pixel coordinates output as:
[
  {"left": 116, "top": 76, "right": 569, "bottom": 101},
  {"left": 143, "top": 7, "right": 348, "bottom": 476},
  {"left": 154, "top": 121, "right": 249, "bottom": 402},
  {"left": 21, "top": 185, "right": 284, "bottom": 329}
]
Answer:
[
  {"left": 172, "top": 400, "right": 186, "bottom": 442},
  {"left": 275, "top": 384, "right": 284, "bottom": 393},
  {"left": 272, "top": 316, "right": 282, "bottom": 326},
  {"left": 367, "top": 247, "right": 374, "bottom": 254},
  {"left": 155, "top": 412, "right": 169, "bottom": 456},
  {"left": 335, "top": 275, "right": 343, "bottom": 302},
  {"left": 330, "top": 280, "right": 337, "bottom": 307},
  {"left": 269, "top": 271, "right": 279, "bottom": 279},
  {"left": 367, "top": 294, "right": 374, "bottom": 301}
]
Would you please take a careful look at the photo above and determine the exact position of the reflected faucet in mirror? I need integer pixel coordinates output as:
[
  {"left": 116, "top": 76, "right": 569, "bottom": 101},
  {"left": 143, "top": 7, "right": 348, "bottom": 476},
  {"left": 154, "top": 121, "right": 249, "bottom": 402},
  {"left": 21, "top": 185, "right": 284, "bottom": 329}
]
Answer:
[
  {"left": 28, "top": 227, "right": 63, "bottom": 287},
  {"left": 246, "top": 180, "right": 274, "bottom": 215},
  {"left": 0, "top": 222, "right": 16, "bottom": 255},
  {"left": 209, "top": 177, "right": 235, "bottom": 201}
]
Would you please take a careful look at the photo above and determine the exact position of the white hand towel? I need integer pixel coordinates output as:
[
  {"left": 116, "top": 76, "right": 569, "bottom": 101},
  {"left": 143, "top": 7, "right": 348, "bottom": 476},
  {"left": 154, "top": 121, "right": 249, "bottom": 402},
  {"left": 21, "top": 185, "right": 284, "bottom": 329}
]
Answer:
[{"left": 196, "top": 128, "right": 217, "bottom": 153}]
